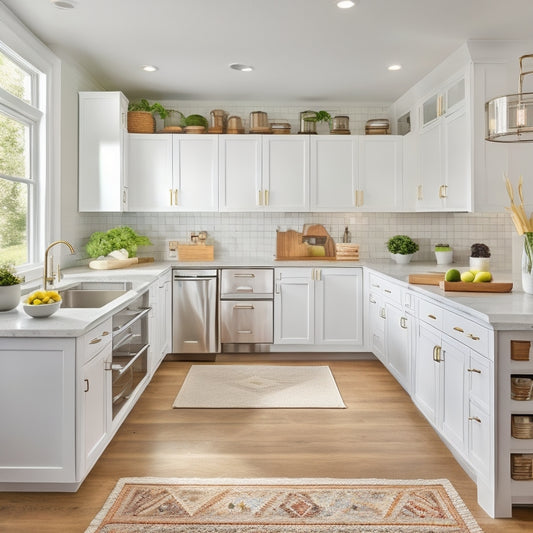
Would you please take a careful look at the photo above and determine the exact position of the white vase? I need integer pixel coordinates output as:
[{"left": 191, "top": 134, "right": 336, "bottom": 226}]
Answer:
[
  {"left": 522, "top": 233, "right": 533, "bottom": 294},
  {"left": 391, "top": 253, "right": 414, "bottom": 264},
  {"left": 435, "top": 250, "right": 453, "bottom": 265},
  {"left": 469, "top": 257, "right": 490, "bottom": 272},
  {"left": 0, "top": 284, "right": 21, "bottom": 311}
]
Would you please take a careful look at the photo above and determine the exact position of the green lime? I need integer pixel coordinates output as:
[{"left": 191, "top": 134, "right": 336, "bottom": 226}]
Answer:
[{"left": 445, "top": 268, "right": 461, "bottom": 282}]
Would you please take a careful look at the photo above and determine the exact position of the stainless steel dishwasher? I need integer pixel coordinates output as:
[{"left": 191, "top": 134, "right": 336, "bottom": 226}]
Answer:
[{"left": 172, "top": 269, "right": 218, "bottom": 355}]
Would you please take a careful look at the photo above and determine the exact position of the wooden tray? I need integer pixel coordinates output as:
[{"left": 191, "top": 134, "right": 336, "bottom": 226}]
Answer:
[
  {"left": 439, "top": 281, "right": 513, "bottom": 292},
  {"left": 89, "top": 257, "right": 154, "bottom": 270},
  {"left": 408, "top": 273, "right": 445, "bottom": 285}
]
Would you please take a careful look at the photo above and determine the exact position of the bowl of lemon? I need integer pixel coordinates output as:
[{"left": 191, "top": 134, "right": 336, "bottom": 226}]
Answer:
[{"left": 22, "top": 290, "right": 62, "bottom": 318}]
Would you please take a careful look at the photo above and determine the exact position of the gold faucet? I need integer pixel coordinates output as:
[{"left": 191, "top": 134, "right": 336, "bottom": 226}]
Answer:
[{"left": 43, "top": 240, "right": 75, "bottom": 290}]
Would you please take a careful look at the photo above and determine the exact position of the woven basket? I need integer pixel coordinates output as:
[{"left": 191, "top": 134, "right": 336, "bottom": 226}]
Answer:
[{"left": 127, "top": 111, "right": 155, "bottom": 133}]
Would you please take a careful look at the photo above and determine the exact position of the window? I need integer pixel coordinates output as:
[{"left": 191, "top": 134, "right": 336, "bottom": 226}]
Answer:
[{"left": 0, "top": 43, "right": 45, "bottom": 269}]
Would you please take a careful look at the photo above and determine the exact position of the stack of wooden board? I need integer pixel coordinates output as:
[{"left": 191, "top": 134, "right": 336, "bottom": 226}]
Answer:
[{"left": 335, "top": 243, "right": 359, "bottom": 261}]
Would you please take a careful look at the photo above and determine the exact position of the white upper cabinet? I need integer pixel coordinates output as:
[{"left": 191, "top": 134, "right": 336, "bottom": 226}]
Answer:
[
  {"left": 78, "top": 91, "right": 128, "bottom": 212},
  {"left": 310, "top": 135, "right": 403, "bottom": 211},
  {"left": 219, "top": 135, "right": 309, "bottom": 211},
  {"left": 128, "top": 134, "right": 218, "bottom": 212}
]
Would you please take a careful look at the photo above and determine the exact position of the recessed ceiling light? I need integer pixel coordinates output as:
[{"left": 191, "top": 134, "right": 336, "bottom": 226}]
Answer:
[
  {"left": 50, "top": 0, "right": 75, "bottom": 9},
  {"left": 337, "top": 0, "right": 357, "bottom": 8},
  {"left": 229, "top": 63, "right": 254, "bottom": 72},
  {"left": 388, "top": 64, "right": 402, "bottom": 71},
  {"left": 141, "top": 65, "right": 159, "bottom": 72}
]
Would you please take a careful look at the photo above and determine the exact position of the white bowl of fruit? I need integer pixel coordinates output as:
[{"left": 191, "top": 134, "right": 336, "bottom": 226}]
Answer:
[{"left": 22, "top": 290, "right": 62, "bottom": 318}]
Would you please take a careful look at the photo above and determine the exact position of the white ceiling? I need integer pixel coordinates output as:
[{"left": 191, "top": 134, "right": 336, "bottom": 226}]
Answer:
[{"left": 3, "top": 0, "right": 533, "bottom": 103}]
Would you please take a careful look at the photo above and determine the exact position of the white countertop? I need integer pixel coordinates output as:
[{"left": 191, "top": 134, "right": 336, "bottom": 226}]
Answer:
[{"left": 1, "top": 258, "right": 532, "bottom": 337}]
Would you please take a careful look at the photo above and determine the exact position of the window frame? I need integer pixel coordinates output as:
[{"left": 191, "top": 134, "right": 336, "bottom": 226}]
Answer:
[{"left": 0, "top": 3, "right": 61, "bottom": 282}]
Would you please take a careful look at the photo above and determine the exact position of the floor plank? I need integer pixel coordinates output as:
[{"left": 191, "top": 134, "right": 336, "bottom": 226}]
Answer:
[{"left": 0, "top": 359, "right": 531, "bottom": 532}]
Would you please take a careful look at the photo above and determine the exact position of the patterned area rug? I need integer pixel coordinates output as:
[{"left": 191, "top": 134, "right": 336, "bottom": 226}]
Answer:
[
  {"left": 85, "top": 478, "right": 483, "bottom": 532},
  {"left": 172, "top": 365, "right": 346, "bottom": 408}
]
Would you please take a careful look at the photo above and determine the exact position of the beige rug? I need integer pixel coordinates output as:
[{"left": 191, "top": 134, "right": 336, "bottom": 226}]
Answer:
[
  {"left": 172, "top": 365, "right": 346, "bottom": 409},
  {"left": 85, "top": 477, "right": 483, "bottom": 532}
]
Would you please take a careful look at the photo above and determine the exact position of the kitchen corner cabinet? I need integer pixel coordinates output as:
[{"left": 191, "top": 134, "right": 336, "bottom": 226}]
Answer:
[
  {"left": 310, "top": 135, "right": 403, "bottom": 211},
  {"left": 128, "top": 134, "right": 218, "bottom": 212},
  {"left": 78, "top": 91, "right": 128, "bottom": 212},
  {"left": 219, "top": 135, "right": 309, "bottom": 211},
  {"left": 274, "top": 267, "right": 363, "bottom": 347}
]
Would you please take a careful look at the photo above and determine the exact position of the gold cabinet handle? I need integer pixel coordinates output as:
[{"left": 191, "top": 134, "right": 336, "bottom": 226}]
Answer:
[
  {"left": 400, "top": 316, "right": 408, "bottom": 329},
  {"left": 468, "top": 416, "right": 482, "bottom": 424},
  {"left": 264, "top": 189, "right": 269, "bottom": 206},
  {"left": 358, "top": 190, "right": 364, "bottom": 207},
  {"left": 89, "top": 338, "right": 101, "bottom": 345},
  {"left": 174, "top": 189, "right": 179, "bottom": 205},
  {"left": 169, "top": 188, "right": 173, "bottom": 205},
  {"left": 384, "top": 289, "right": 392, "bottom": 294},
  {"left": 433, "top": 345, "right": 442, "bottom": 362},
  {"left": 258, "top": 190, "right": 263, "bottom": 206},
  {"left": 371, "top": 283, "right": 380, "bottom": 288},
  {"left": 102, "top": 331, "right": 110, "bottom": 336},
  {"left": 354, "top": 190, "right": 358, "bottom": 207},
  {"left": 439, "top": 184, "right": 448, "bottom": 199},
  {"left": 417, "top": 185, "right": 423, "bottom": 201},
  {"left": 467, "top": 368, "right": 482, "bottom": 374},
  {"left": 369, "top": 296, "right": 376, "bottom": 304},
  {"left": 427, "top": 314, "right": 437, "bottom": 320},
  {"left": 467, "top": 333, "right": 480, "bottom": 341},
  {"left": 379, "top": 308, "right": 386, "bottom": 319},
  {"left": 453, "top": 326, "right": 464, "bottom": 333}
]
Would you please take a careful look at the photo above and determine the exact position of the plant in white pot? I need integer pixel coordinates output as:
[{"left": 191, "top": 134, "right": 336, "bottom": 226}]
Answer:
[
  {"left": 469, "top": 243, "right": 491, "bottom": 272},
  {"left": 434, "top": 243, "right": 453, "bottom": 265},
  {"left": 0, "top": 263, "right": 24, "bottom": 311},
  {"left": 387, "top": 235, "right": 419, "bottom": 264}
]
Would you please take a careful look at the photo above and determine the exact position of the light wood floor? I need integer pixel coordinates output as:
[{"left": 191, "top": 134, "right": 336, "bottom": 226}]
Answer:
[{"left": 0, "top": 359, "right": 532, "bottom": 532}]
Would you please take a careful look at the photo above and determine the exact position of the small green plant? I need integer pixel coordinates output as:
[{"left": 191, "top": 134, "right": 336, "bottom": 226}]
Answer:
[
  {"left": 128, "top": 99, "right": 170, "bottom": 119},
  {"left": 184, "top": 114, "right": 209, "bottom": 129},
  {"left": 470, "top": 243, "right": 490, "bottom": 258},
  {"left": 387, "top": 235, "right": 419, "bottom": 255},
  {"left": 304, "top": 110, "right": 332, "bottom": 124},
  {"left": 435, "top": 243, "right": 452, "bottom": 251},
  {"left": 0, "top": 263, "right": 23, "bottom": 286}
]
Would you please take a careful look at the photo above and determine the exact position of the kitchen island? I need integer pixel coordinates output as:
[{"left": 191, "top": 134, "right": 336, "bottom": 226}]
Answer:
[{"left": 0, "top": 259, "right": 531, "bottom": 517}]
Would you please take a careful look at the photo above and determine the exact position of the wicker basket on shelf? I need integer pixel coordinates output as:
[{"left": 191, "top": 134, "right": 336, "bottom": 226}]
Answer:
[{"left": 127, "top": 111, "right": 155, "bottom": 133}]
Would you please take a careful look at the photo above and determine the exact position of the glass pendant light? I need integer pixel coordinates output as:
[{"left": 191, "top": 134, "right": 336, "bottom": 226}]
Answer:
[{"left": 486, "top": 54, "right": 533, "bottom": 142}]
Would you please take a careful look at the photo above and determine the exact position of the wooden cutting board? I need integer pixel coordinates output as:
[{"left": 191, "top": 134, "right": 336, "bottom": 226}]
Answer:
[
  {"left": 439, "top": 281, "right": 513, "bottom": 292},
  {"left": 89, "top": 257, "right": 154, "bottom": 270},
  {"left": 408, "top": 273, "right": 445, "bottom": 285}
]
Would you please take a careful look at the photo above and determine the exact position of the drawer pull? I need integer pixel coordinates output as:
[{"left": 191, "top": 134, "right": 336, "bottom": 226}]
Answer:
[
  {"left": 84, "top": 378, "right": 89, "bottom": 393},
  {"left": 384, "top": 289, "right": 392, "bottom": 294},
  {"left": 453, "top": 326, "right": 464, "bottom": 333},
  {"left": 371, "top": 283, "right": 380, "bottom": 288},
  {"left": 184, "top": 340, "right": 199, "bottom": 344},
  {"left": 234, "top": 273, "right": 255, "bottom": 278},
  {"left": 468, "top": 416, "right": 481, "bottom": 424},
  {"left": 467, "top": 368, "right": 482, "bottom": 374},
  {"left": 102, "top": 331, "right": 110, "bottom": 336},
  {"left": 400, "top": 317, "right": 408, "bottom": 329},
  {"left": 467, "top": 333, "right": 480, "bottom": 341},
  {"left": 89, "top": 338, "right": 101, "bottom": 345},
  {"left": 237, "top": 330, "right": 253, "bottom": 334},
  {"left": 433, "top": 345, "right": 442, "bottom": 362},
  {"left": 427, "top": 314, "right": 437, "bottom": 320},
  {"left": 379, "top": 308, "right": 386, "bottom": 319},
  {"left": 369, "top": 296, "right": 376, "bottom": 304},
  {"left": 233, "top": 305, "right": 254, "bottom": 310}
]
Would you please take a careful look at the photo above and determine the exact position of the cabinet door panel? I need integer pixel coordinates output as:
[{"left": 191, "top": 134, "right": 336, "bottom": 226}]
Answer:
[
  {"left": 311, "top": 136, "right": 357, "bottom": 210},
  {"left": 173, "top": 135, "right": 218, "bottom": 211},
  {"left": 358, "top": 136, "right": 403, "bottom": 211},
  {"left": 263, "top": 136, "right": 309, "bottom": 211},
  {"left": 385, "top": 302, "right": 410, "bottom": 391},
  {"left": 219, "top": 135, "right": 262, "bottom": 211},
  {"left": 315, "top": 268, "right": 362, "bottom": 345},
  {"left": 418, "top": 121, "right": 443, "bottom": 209},
  {"left": 128, "top": 134, "right": 173, "bottom": 211},
  {"left": 444, "top": 108, "right": 469, "bottom": 211},
  {"left": 274, "top": 272, "right": 314, "bottom": 344}
]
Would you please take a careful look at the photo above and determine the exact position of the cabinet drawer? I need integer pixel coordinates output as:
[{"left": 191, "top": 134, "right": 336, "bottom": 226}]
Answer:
[
  {"left": 418, "top": 298, "right": 444, "bottom": 329},
  {"left": 467, "top": 352, "right": 491, "bottom": 410},
  {"left": 81, "top": 318, "right": 113, "bottom": 364},
  {"left": 220, "top": 300, "right": 273, "bottom": 344},
  {"left": 368, "top": 273, "right": 402, "bottom": 305},
  {"left": 443, "top": 311, "right": 490, "bottom": 355},
  {"left": 221, "top": 269, "right": 273, "bottom": 298}
]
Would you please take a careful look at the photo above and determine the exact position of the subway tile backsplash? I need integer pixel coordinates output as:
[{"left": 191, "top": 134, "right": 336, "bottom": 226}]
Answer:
[{"left": 76, "top": 211, "right": 513, "bottom": 271}]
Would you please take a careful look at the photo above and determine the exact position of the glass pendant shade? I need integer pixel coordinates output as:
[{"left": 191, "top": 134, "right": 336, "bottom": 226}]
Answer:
[{"left": 486, "top": 54, "right": 533, "bottom": 142}]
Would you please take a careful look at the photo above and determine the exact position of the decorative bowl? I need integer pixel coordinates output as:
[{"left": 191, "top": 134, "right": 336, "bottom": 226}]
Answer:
[{"left": 22, "top": 300, "right": 61, "bottom": 318}]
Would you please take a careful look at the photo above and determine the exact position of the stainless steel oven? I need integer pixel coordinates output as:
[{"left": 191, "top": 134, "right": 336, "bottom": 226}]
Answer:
[{"left": 219, "top": 268, "right": 274, "bottom": 352}]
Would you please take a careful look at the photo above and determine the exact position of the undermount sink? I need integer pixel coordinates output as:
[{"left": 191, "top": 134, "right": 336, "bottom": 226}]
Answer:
[{"left": 59, "top": 281, "right": 133, "bottom": 308}]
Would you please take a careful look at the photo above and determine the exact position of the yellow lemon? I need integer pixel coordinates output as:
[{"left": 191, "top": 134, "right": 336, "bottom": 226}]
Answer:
[
  {"left": 473, "top": 271, "right": 492, "bottom": 283},
  {"left": 32, "top": 298, "right": 42, "bottom": 305},
  {"left": 460, "top": 271, "right": 475, "bottom": 282}
]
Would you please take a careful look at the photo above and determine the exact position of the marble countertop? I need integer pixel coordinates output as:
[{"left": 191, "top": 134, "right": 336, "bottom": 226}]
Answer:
[{"left": 1, "top": 258, "right": 531, "bottom": 337}]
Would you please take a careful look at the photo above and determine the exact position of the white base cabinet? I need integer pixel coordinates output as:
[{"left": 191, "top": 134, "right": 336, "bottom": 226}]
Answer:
[{"left": 274, "top": 267, "right": 363, "bottom": 348}]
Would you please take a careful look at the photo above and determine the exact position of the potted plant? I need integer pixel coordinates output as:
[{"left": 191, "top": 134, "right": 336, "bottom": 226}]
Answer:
[
  {"left": 127, "top": 99, "right": 170, "bottom": 133},
  {"left": 470, "top": 243, "right": 491, "bottom": 272},
  {"left": 434, "top": 243, "right": 453, "bottom": 265},
  {"left": 86, "top": 226, "right": 152, "bottom": 259},
  {"left": 0, "top": 263, "right": 24, "bottom": 311},
  {"left": 299, "top": 110, "right": 332, "bottom": 134},
  {"left": 387, "top": 235, "right": 419, "bottom": 264},
  {"left": 183, "top": 114, "right": 209, "bottom": 133}
]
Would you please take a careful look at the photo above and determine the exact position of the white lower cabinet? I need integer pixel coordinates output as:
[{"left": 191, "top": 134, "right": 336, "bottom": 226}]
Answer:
[
  {"left": 385, "top": 301, "right": 410, "bottom": 392},
  {"left": 274, "top": 268, "right": 362, "bottom": 347},
  {"left": 149, "top": 270, "right": 172, "bottom": 373}
]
